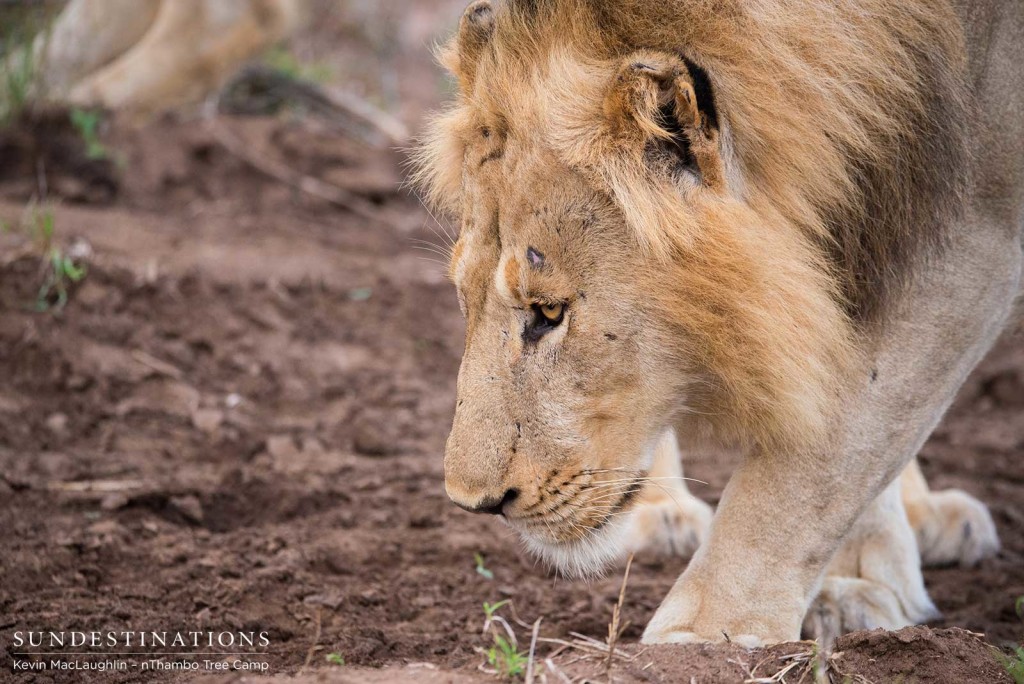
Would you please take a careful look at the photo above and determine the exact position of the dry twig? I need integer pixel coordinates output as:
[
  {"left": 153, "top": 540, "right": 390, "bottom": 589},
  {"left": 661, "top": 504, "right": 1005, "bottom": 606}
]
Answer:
[
  {"left": 525, "top": 617, "right": 543, "bottom": 684},
  {"left": 606, "top": 553, "right": 634, "bottom": 676},
  {"left": 47, "top": 479, "right": 146, "bottom": 493},
  {"left": 131, "top": 349, "right": 183, "bottom": 379},
  {"left": 299, "top": 606, "right": 322, "bottom": 674}
]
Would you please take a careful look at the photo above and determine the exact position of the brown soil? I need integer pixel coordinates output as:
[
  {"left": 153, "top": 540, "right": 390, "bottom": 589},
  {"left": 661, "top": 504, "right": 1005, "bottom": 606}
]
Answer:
[{"left": 0, "top": 106, "right": 1021, "bottom": 683}]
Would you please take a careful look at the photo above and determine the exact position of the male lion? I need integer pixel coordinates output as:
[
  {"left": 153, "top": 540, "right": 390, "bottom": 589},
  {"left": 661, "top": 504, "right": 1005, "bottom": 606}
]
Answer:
[{"left": 417, "top": 0, "right": 1023, "bottom": 645}]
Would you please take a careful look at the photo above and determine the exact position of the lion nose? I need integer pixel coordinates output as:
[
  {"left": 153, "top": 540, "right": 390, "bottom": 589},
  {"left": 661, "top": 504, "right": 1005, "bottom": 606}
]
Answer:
[{"left": 450, "top": 488, "right": 519, "bottom": 515}]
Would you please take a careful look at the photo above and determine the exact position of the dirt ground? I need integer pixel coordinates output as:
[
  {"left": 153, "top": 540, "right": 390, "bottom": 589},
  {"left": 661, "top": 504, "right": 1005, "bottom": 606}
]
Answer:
[{"left": 1, "top": 7, "right": 1023, "bottom": 683}]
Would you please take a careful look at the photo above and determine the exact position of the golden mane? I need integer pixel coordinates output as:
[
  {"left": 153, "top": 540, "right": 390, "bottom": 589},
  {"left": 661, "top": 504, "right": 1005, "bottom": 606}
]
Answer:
[
  {"left": 419, "top": 0, "right": 970, "bottom": 321},
  {"left": 414, "top": 0, "right": 971, "bottom": 448}
]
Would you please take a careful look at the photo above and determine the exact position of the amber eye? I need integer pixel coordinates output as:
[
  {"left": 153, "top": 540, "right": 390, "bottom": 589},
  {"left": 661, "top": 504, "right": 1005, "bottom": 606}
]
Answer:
[
  {"left": 538, "top": 302, "right": 564, "bottom": 323},
  {"left": 525, "top": 302, "right": 565, "bottom": 343}
]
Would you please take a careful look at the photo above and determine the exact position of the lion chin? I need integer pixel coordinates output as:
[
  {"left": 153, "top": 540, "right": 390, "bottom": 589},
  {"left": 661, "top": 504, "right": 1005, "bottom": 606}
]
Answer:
[{"left": 513, "top": 514, "right": 635, "bottom": 581}]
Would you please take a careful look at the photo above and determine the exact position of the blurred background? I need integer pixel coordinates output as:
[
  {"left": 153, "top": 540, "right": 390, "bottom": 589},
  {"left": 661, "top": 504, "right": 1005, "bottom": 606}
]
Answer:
[{"left": 0, "top": 1, "right": 1021, "bottom": 681}]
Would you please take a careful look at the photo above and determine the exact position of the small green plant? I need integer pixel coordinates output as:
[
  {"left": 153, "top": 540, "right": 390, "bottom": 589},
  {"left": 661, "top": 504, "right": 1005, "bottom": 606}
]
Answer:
[
  {"left": 263, "top": 45, "right": 333, "bottom": 84},
  {"left": 1015, "top": 595, "right": 1023, "bottom": 622},
  {"left": 11, "top": 206, "right": 88, "bottom": 311},
  {"left": 38, "top": 245, "right": 87, "bottom": 311},
  {"left": 997, "top": 646, "right": 1024, "bottom": 684},
  {"left": 347, "top": 286, "right": 373, "bottom": 302},
  {"left": 478, "top": 599, "right": 535, "bottom": 680},
  {"left": 324, "top": 652, "right": 345, "bottom": 666},
  {"left": 487, "top": 633, "right": 527, "bottom": 680},
  {"left": 483, "top": 600, "right": 509, "bottom": 621},
  {"left": 474, "top": 552, "right": 494, "bottom": 580},
  {"left": 69, "top": 108, "right": 108, "bottom": 160}
]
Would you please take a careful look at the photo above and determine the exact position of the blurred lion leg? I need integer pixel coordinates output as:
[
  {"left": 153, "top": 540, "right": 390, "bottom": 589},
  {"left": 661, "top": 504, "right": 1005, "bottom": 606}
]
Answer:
[
  {"left": 68, "top": 0, "right": 307, "bottom": 115},
  {"left": 900, "top": 458, "right": 1000, "bottom": 567},
  {"left": 625, "top": 428, "right": 713, "bottom": 559},
  {"left": 34, "top": 0, "right": 161, "bottom": 96}
]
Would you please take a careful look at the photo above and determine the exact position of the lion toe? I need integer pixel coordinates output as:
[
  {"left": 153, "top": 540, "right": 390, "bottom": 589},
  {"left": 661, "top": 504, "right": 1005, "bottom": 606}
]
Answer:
[
  {"left": 912, "top": 488, "right": 1000, "bottom": 568},
  {"left": 805, "top": 576, "right": 939, "bottom": 646}
]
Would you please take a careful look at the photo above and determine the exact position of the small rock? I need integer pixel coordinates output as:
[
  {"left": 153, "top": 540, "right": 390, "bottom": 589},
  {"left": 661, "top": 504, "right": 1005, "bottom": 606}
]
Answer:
[
  {"left": 0, "top": 395, "right": 24, "bottom": 413},
  {"left": 412, "top": 595, "right": 436, "bottom": 608},
  {"left": 170, "top": 495, "right": 204, "bottom": 524},
  {"left": 66, "top": 237, "right": 93, "bottom": 262},
  {"left": 191, "top": 408, "right": 224, "bottom": 434},
  {"left": 116, "top": 379, "right": 200, "bottom": 419},
  {"left": 351, "top": 409, "right": 400, "bottom": 457},
  {"left": 224, "top": 393, "right": 243, "bottom": 409},
  {"left": 66, "top": 374, "right": 91, "bottom": 391},
  {"left": 75, "top": 280, "right": 109, "bottom": 307},
  {"left": 88, "top": 519, "right": 124, "bottom": 537},
  {"left": 266, "top": 434, "right": 299, "bottom": 460},
  {"left": 100, "top": 493, "right": 130, "bottom": 511},
  {"left": 46, "top": 412, "right": 69, "bottom": 433}
]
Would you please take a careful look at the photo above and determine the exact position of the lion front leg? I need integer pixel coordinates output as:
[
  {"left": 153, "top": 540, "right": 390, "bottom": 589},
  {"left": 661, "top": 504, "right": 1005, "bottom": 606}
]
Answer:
[
  {"left": 625, "top": 428, "right": 712, "bottom": 559},
  {"left": 642, "top": 442, "right": 864, "bottom": 646},
  {"left": 643, "top": 223, "right": 1020, "bottom": 647}
]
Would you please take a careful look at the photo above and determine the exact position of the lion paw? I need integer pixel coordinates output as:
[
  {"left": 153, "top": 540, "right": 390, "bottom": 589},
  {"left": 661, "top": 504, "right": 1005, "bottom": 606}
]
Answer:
[
  {"left": 804, "top": 575, "right": 939, "bottom": 645},
  {"left": 911, "top": 489, "right": 1000, "bottom": 568},
  {"left": 625, "top": 494, "right": 713, "bottom": 559}
]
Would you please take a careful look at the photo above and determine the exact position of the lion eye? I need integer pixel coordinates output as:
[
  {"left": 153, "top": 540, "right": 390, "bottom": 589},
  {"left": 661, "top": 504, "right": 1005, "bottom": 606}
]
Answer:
[
  {"left": 525, "top": 302, "right": 565, "bottom": 343},
  {"left": 538, "top": 302, "right": 564, "bottom": 323}
]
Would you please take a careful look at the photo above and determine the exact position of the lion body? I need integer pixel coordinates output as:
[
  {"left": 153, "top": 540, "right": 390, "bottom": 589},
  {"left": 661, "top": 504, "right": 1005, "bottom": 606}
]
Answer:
[{"left": 425, "top": 0, "right": 1022, "bottom": 644}]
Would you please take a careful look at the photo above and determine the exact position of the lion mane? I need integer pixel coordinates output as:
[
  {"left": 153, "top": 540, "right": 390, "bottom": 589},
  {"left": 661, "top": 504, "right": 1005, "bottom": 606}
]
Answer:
[{"left": 416, "top": 0, "right": 971, "bottom": 449}]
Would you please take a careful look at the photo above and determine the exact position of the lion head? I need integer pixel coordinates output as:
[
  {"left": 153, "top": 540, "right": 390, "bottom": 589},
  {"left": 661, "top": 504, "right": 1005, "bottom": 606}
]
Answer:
[{"left": 415, "top": 0, "right": 968, "bottom": 577}]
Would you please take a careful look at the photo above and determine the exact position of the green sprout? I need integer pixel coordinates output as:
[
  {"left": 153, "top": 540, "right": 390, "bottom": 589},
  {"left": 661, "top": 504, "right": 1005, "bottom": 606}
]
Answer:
[
  {"left": 324, "top": 653, "right": 345, "bottom": 666},
  {"left": 347, "top": 286, "right": 373, "bottom": 302},
  {"left": 69, "top": 108, "right": 108, "bottom": 160},
  {"left": 487, "top": 633, "right": 527, "bottom": 680},
  {"left": 483, "top": 600, "right": 509, "bottom": 621},
  {"left": 263, "top": 45, "right": 333, "bottom": 84},
  {"left": 474, "top": 552, "right": 494, "bottom": 580},
  {"left": 38, "top": 248, "right": 86, "bottom": 311},
  {"left": 17, "top": 208, "right": 88, "bottom": 311}
]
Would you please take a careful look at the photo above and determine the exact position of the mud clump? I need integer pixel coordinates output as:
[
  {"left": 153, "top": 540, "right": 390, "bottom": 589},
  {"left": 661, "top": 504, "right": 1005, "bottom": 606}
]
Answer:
[{"left": 831, "top": 626, "right": 1014, "bottom": 684}]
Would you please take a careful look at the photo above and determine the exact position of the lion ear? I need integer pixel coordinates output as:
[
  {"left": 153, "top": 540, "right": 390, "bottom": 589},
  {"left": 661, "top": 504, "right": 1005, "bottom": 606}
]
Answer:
[
  {"left": 604, "top": 52, "right": 724, "bottom": 189},
  {"left": 440, "top": 1, "right": 496, "bottom": 92}
]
